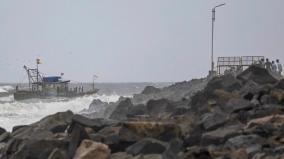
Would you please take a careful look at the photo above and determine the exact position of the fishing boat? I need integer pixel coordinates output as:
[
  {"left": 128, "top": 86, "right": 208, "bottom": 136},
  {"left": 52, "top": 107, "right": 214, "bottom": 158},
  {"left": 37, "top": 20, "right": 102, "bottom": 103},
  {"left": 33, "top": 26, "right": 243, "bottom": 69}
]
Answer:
[{"left": 14, "top": 59, "right": 99, "bottom": 100}]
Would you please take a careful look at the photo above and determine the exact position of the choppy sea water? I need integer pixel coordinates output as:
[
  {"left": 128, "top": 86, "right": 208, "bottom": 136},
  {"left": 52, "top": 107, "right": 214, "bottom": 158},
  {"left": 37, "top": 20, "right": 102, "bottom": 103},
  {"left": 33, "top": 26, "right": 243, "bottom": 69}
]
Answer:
[{"left": 0, "top": 82, "right": 170, "bottom": 131}]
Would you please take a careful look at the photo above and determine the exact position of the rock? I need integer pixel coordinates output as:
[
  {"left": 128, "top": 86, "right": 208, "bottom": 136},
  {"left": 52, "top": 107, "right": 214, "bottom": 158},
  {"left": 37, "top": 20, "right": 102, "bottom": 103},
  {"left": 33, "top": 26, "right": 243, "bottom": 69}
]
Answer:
[
  {"left": 0, "top": 132, "right": 10, "bottom": 143},
  {"left": 146, "top": 99, "right": 175, "bottom": 118},
  {"left": 225, "top": 135, "right": 265, "bottom": 150},
  {"left": 141, "top": 86, "right": 161, "bottom": 95},
  {"left": 162, "top": 138, "right": 183, "bottom": 159},
  {"left": 132, "top": 78, "right": 207, "bottom": 105},
  {"left": 126, "top": 138, "right": 168, "bottom": 156},
  {"left": 274, "top": 145, "right": 284, "bottom": 154},
  {"left": 127, "top": 104, "right": 148, "bottom": 117},
  {"left": 11, "top": 111, "right": 73, "bottom": 140},
  {"left": 12, "top": 125, "right": 29, "bottom": 133},
  {"left": 183, "top": 124, "right": 204, "bottom": 147},
  {"left": 223, "top": 98, "right": 253, "bottom": 113},
  {"left": 183, "top": 147, "right": 213, "bottom": 159},
  {"left": 67, "top": 123, "right": 90, "bottom": 159},
  {"left": 230, "top": 148, "right": 248, "bottom": 159},
  {"left": 48, "top": 148, "right": 66, "bottom": 159},
  {"left": 237, "top": 65, "right": 279, "bottom": 85},
  {"left": 110, "top": 98, "right": 133, "bottom": 120},
  {"left": 190, "top": 74, "right": 241, "bottom": 109},
  {"left": 249, "top": 104, "right": 284, "bottom": 120},
  {"left": 111, "top": 152, "right": 134, "bottom": 159},
  {"left": 274, "top": 79, "right": 284, "bottom": 90},
  {"left": 7, "top": 138, "right": 68, "bottom": 159},
  {"left": 270, "top": 89, "right": 284, "bottom": 104},
  {"left": 207, "top": 74, "right": 242, "bottom": 92},
  {"left": 122, "top": 121, "right": 182, "bottom": 142},
  {"left": 137, "top": 154, "right": 163, "bottom": 159},
  {"left": 260, "top": 95, "right": 271, "bottom": 105},
  {"left": 201, "top": 112, "right": 227, "bottom": 131},
  {"left": 71, "top": 114, "right": 117, "bottom": 132},
  {"left": 191, "top": 89, "right": 239, "bottom": 113},
  {"left": 91, "top": 125, "right": 139, "bottom": 153},
  {"left": 73, "top": 139, "right": 110, "bottom": 159},
  {"left": 0, "top": 127, "right": 6, "bottom": 136},
  {"left": 87, "top": 99, "right": 107, "bottom": 113},
  {"left": 246, "top": 114, "right": 284, "bottom": 129},
  {"left": 246, "top": 145, "right": 262, "bottom": 158},
  {"left": 201, "top": 124, "right": 243, "bottom": 146}
]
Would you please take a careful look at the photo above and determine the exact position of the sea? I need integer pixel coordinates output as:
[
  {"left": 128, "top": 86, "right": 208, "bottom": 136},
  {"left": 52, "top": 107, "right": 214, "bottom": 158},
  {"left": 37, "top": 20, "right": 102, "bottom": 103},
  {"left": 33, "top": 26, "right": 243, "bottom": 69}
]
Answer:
[{"left": 0, "top": 82, "right": 171, "bottom": 131}]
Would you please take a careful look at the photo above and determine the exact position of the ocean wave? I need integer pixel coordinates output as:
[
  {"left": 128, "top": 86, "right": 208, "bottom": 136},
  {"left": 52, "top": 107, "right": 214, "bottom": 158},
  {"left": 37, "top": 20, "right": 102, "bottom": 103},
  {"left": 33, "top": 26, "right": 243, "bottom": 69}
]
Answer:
[
  {"left": 0, "top": 85, "right": 14, "bottom": 93},
  {"left": 0, "top": 93, "right": 121, "bottom": 131}
]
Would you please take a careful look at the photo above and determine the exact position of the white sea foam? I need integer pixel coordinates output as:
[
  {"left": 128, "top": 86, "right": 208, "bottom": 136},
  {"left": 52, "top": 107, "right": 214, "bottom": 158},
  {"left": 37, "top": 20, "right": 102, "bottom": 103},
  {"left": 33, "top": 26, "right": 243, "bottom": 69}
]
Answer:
[
  {"left": 0, "top": 93, "right": 121, "bottom": 131},
  {"left": 0, "top": 85, "right": 14, "bottom": 93}
]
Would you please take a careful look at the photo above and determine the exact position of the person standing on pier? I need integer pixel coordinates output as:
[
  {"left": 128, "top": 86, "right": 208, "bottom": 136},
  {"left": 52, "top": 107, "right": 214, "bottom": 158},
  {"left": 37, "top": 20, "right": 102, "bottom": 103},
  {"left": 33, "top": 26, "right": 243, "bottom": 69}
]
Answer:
[{"left": 277, "top": 59, "right": 282, "bottom": 75}]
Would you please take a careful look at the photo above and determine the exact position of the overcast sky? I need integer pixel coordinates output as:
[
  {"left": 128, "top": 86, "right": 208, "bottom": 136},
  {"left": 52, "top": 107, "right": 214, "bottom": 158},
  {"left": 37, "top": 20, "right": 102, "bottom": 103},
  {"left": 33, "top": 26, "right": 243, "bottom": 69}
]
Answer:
[{"left": 0, "top": 0, "right": 284, "bottom": 83}]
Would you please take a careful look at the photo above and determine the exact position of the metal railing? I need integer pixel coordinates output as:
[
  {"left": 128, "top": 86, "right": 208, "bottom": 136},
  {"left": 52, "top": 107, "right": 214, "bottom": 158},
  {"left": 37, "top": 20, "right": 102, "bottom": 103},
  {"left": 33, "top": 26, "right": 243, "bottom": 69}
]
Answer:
[{"left": 217, "top": 56, "right": 264, "bottom": 75}]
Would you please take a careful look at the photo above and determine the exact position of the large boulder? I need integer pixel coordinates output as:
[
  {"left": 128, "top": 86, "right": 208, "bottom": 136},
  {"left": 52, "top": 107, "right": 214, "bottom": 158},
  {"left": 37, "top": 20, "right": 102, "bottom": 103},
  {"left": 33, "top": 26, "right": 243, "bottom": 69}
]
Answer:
[
  {"left": 91, "top": 120, "right": 182, "bottom": 154},
  {"left": 223, "top": 98, "right": 253, "bottom": 113},
  {"left": 225, "top": 134, "right": 265, "bottom": 150},
  {"left": 111, "top": 152, "right": 134, "bottom": 159},
  {"left": 270, "top": 89, "right": 284, "bottom": 104},
  {"left": 73, "top": 139, "right": 110, "bottom": 159},
  {"left": 274, "top": 79, "right": 284, "bottom": 90},
  {"left": 0, "top": 132, "right": 10, "bottom": 143},
  {"left": 190, "top": 74, "right": 241, "bottom": 110},
  {"left": 126, "top": 138, "right": 168, "bottom": 156},
  {"left": 245, "top": 114, "right": 284, "bottom": 130},
  {"left": 237, "top": 65, "right": 279, "bottom": 85},
  {"left": 247, "top": 104, "right": 284, "bottom": 121},
  {"left": 122, "top": 121, "right": 182, "bottom": 142},
  {"left": 67, "top": 123, "right": 90, "bottom": 159},
  {"left": 207, "top": 74, "right": 242, "bottom": 92},
  {"left": 71, "top": 114, "right": 117, "bottom": 132},
  {"left": 201, "top": 112, "right": 228, "bottom": 131},
  {"left": 141, "top": 86, "right": 161, "bottom": 95},
  {"left": 12, "top": 111, "right": 74, "bottom": 139},
  {"left": 6, "top": 137, "right": 68, "bottom": 159},
  {"left": 132, "top": 79, "right": 207, "bottom": 105},
  {"left": 110, "top": 98, "right": 133, "bottom": 120},
  {"left": 0, "top": 127, "right": 6, "bottom": 136},
  {"left": 87, "top": 99, "right": 107, "bottom": 112},
  {"left": 127, "top": 104, "right": 148, "bottom": 117},
  {"left": 201, "top": 124, "right": 243, "bottom": 146},
  {"left": 126, "top": 138, "right": 182, "bottom": 159},
  {"left": 90, "top": 125, "right": 138, "bottom": 153},
  {"left": 146, "top": 99, "right": 175, "bottom": 118}
]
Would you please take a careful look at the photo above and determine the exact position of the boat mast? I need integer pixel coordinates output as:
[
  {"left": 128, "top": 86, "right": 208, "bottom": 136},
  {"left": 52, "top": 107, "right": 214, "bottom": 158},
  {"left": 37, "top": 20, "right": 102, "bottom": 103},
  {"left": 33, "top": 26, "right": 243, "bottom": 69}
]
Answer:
[
  {"left": 36, "top": 58, "right": 41, "bottom": 91},
  {"left": 23, "top": 65, "right": 31, "bottom": 91}
]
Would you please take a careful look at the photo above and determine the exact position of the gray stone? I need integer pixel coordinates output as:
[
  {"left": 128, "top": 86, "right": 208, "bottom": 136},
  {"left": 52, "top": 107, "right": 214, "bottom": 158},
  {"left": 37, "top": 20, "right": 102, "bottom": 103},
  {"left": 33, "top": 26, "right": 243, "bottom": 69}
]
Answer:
[
  {"left": 225, "top": 135, "right": 265, "bottom": 150},
  {"left": 224, "top": 98, "right": 253, "bottom": 113},
  {"left": 0, "top": 132, "right": 10, "bottom": 143},
  {"left": 71, "top": 114, "right": 117, "bottom": 131},
  {"left": 237, "top": 65, "right": 279, "bottom": 85},
  {"left": 110, "top": 98, "right": 133, "bottom": 120},
  {"left": 201, "top": 112, "right": 227, "bottom": 131},
  {"left": 201, "top": 124, "right": 243, "bottom": 146},
  {"left": 0, "top": 127, "right": 6, "bottom": 136},
  {"left": 126, "top": 138, "right": 168, "bottom": 156}
]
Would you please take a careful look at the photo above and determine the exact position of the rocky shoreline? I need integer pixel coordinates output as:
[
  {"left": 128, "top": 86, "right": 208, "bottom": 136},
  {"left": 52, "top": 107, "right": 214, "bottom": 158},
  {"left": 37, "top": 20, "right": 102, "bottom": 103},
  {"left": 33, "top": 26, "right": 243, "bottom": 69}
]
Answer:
[{"left": 1, "top": 65, "right": 284, "bottom": 159}]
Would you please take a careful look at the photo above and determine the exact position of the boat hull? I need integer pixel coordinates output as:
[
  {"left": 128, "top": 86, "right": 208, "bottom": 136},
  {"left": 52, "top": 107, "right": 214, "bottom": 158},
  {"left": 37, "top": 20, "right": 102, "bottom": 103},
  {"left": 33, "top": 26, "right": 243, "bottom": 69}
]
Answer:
[{"left": 13, "top": 89, "right": 99, "bottom": 101}]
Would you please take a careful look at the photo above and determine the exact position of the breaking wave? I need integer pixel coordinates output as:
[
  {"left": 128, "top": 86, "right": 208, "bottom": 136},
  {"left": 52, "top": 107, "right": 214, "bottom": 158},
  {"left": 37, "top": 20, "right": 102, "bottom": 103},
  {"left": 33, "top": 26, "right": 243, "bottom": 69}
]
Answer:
[{"left": 0, "top": 93, "right": 121, "bottom": 131}]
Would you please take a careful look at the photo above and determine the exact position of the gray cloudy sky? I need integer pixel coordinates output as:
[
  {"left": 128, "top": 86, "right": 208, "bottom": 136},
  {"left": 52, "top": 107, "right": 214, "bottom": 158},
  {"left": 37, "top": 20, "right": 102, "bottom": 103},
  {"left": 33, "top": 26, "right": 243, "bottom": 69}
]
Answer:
[{"left": 0, "top": 0, "right": 284, "bottom": 83}]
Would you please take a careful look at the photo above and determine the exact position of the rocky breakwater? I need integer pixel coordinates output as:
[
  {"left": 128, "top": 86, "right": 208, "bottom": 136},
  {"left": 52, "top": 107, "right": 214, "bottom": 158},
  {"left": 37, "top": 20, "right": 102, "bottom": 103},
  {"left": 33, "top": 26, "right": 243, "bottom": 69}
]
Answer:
[{"left": 1, "top": 65, "right": 284, "bottom": 159}]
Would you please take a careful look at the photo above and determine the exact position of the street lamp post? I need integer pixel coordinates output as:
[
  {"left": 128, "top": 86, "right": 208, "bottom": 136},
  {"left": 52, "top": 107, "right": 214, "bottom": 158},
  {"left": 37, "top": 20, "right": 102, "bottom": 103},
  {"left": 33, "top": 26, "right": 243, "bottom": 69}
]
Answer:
[{"left": 211, "top": 3, "right": 226, "bottom": 73}]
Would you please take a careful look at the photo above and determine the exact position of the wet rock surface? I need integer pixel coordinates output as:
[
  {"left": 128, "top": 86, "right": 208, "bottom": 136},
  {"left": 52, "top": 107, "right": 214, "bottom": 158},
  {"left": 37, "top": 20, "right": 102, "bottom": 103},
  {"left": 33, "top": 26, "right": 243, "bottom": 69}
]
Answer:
[{"left": 1, "top": 65, "right": 284, "bottom": 159}]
